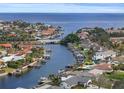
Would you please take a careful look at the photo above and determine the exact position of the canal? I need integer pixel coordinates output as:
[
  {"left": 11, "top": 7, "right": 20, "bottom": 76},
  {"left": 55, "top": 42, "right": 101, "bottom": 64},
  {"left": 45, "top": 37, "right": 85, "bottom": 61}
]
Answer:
[{"left": 0, "top": 44, "right": 76, "bottom": 89}]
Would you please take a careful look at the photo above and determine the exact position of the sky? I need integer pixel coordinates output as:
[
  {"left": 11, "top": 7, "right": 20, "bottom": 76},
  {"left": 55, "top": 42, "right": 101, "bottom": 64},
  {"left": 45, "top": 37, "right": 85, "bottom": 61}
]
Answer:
[{"left": 0, "top": 3, "right": 124, "bottom": 13}]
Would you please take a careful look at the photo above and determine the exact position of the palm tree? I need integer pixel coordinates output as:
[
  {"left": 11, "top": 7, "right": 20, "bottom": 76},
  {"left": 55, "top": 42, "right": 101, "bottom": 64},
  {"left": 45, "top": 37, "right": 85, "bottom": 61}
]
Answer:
[{"left": 48, "top": 74, "right": 61, "bottom": 86}]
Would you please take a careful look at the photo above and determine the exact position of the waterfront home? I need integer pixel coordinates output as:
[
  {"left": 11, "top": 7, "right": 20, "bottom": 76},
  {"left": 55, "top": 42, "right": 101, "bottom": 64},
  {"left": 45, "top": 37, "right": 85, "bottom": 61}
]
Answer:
[
  {"left": 61, "top": 75, "right": 74, "bottom": 81},
  {"left": 1, "top": 55, "right": 13, "bottom": 62},
  {"left": 41, "top": 28, "right": 56, "bottom": 37},
  {"left": 89, "top": 63, "right": 112, "bottom": 76},
  {"left": 1, "top": 55, "right": 24, "bottom": 62},
  {"left": 77, "top": 31, "right": 89, "bottom": 40},
  {"left": 12, "top": 55, "right": 24, "bottom": 61},
  {"left": 16, "top": 45, "right": 32, "bottom": 56},
  {"left": 93, "top": 50, "right": 116, "bottom": 60},
  {"left": 60, "top": 76, "right": 92, "bottom": 89}
]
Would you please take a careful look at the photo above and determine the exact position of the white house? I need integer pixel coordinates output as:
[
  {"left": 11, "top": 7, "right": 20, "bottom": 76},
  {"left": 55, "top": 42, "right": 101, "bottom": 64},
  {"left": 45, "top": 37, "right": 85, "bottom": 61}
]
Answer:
[
  {"left": 93, "top": 50, "right": 116, "bottom": 60},
  {"left": 1, "top": 55, "right": 14, "bottom": 62},
  {"left": 1, "top": 55, "right": 24, "bottom": 62},
  {"left": 61, "top": 75, "right": 74, "bottom": 81}
]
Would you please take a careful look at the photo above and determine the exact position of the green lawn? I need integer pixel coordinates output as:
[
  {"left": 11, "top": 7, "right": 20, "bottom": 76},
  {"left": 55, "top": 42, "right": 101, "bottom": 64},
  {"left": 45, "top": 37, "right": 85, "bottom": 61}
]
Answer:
[
  {"left": 82, "top": 49, "right": 89, "bottom": 57},
  {"left": 74, "top": 44, "right": 81, "bottom": 49},
  {"left": 105, "top": 71, "right": 124, "bottom": 80},
  {"left": 2, "top": 67, "right": 15, "bottom": 73}
]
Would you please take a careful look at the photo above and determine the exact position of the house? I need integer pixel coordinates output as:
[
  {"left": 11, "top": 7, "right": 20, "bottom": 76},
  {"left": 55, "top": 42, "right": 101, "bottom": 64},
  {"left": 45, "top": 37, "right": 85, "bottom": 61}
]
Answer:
[
  {"left": 16, "top": 45, "right": 32, "bottom": 56},
  {"left": 77, "top": 31, "right": 89, "bottom": 40},
  {"left": 61, "top": 75, "right": 74, "bottom": 81},
  {"left": 106, "top": 29, "right": 124, "bottom": 33},
  {"left": 1, "top": 55, "right": 24, "bottom": 62},
  {"left": 89, "top": 63, "right": 112, "bottom": 76},
  {"left": 0, "top": 44, "right": 12, "bottom": 48},
  {"left": 12, "top": 55, "right": 24, "bottom": 61},
  {"left": 1, "top": 55, "right": 13, "bottom": 62},
  {"left": 76, "top": 71, "right": 94, "bottom": 77},
  {"left": 41, "top": 28, "right": 56, "bottom": 36},
  {"left": 93, "top": 50, "right": 116, "bottom": 60},
  {"left": 60, "top": 76, "right": 92, "bottom": 89},
  {"left": 7, "top": 34, "right": 16, "bottom": 37}
]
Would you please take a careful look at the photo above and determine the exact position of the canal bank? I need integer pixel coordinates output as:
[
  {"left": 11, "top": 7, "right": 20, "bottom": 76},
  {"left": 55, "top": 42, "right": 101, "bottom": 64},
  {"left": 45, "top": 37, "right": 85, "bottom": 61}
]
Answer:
[{"left": 0, "top": 44, "right": 76, "bottom": 89}]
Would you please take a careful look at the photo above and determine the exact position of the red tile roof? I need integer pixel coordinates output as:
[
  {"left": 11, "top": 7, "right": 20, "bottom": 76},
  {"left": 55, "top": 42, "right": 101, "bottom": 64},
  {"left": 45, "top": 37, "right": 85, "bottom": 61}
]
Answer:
[
  {"left": 0, "top": 44, "right": 12, "bottom": 48},
  {"left": 95, "top": 63, "right": 112, "bottom": 70},
  {"left": 41, "top": 28, "right": 56, "bottom": 36},
  {"left": 7, "top": 34, "right": 16, "bottom": 37},
  {"left": 15, "top": 45, "right": 32, "bottom": 56}
]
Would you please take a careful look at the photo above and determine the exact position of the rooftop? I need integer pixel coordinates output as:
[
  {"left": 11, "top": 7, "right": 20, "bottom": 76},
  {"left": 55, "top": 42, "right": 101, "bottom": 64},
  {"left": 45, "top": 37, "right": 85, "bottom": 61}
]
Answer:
[
  {"left": 107, "top": 29, "right": 124, "bottom": 33},
  {"left": 41, "top": 28, "right": 56, "bottom": 36},
  {"left": 94, "top": 63, "right": 112, "bottom": 70},
  {"left": 95, "top": 50, "right": 116, "bottom": 55},
  {"left": 0, "top": 44, "right": 12, "bottom": 48},
  {"left": 63, "top": 76, "right": 91, "bottom": 87}
]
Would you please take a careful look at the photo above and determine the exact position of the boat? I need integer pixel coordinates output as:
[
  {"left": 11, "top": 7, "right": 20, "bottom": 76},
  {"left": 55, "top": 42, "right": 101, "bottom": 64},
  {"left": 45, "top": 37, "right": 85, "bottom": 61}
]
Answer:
[
  {"left": 46, "top": 49, "right": 52, "bottom": 52},
  {"left": 40, "top": 76, "right": 47, "bottom": 80},
  {"left": 37, "top": 76, "right": 48, "bottom": 85}
]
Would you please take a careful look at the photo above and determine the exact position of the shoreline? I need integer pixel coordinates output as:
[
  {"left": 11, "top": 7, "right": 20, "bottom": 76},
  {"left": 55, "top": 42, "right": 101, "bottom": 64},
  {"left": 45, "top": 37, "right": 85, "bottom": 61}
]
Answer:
[{"left": 0, "top": 56, "right": 45, "bottom": 77}]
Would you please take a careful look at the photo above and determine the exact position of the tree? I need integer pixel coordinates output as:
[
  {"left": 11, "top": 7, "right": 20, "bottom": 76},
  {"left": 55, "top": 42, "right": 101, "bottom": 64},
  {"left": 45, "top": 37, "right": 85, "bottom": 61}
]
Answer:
[
  {"left": 60, "top": 33, "right": 80, "bottom": 45},
  {"left": 112, "top": 64, "right": 119, "bottom": 72},
  {"left": 87, "top": 27, "right": 111, "bottom": 48},
  {"left": 48, "top": 74, "right": 61, "bottom": 86}
]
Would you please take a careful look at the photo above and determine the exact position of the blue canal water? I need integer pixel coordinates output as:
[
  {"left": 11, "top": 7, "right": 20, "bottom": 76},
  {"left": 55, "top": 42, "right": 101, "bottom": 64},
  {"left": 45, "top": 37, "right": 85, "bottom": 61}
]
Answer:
[
  {"left": 0, "top": 13, "right": 124, "bottom": 88},
  {"left": 0, "top": 45, "right": 76, "bottom": 89}
]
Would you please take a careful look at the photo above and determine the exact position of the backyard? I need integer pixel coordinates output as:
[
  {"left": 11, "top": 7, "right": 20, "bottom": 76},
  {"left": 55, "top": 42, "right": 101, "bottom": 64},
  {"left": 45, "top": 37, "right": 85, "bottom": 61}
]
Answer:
[{"left": 105, "top": 71, "right": 124, "bottom": 80}]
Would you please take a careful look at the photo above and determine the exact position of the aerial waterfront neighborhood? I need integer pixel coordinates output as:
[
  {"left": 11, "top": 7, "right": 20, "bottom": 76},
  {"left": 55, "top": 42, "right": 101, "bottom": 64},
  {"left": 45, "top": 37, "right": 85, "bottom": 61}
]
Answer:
[
  {"left": 1, "top": 19, "right": 124, "bottom": 89},
  {"left": 0, "top": 4, "right": 123, "bottom": 93},
  {"left": 1, "top": 20, "right": 124, "bottom": 89},
  {"left": 0, "top": 20, "right": 62, "bottom": 77}
]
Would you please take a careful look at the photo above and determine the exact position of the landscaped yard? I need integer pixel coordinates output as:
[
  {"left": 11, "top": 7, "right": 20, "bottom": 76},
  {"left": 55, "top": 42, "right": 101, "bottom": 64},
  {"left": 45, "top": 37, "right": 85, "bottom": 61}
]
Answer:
[
  {"left": 84, "top": 59, "right": 93, "bottom": 65},
  {"left": 2, "top": 67, "right": 15, "bottom": 73},
  {"left": 105, "top": 71, "right": 124, "bottom": 80}
]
